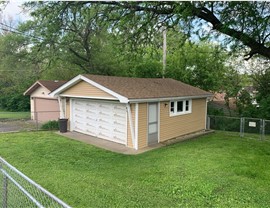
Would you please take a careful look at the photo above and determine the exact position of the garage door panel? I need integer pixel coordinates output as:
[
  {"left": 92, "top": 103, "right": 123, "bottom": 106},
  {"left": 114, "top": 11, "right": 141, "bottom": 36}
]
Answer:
[
  {"left": 72, "top": 99, "right": 127, "bottom": 144},
  {"left": 98, "top": 118, "right": 111, "bottom": 125},
  {"left": 86, "top": 112, "right": 96, "bottom": 117},
  {"left": 86, "top": 122, "right": 97, "bottom": 130},
  {"left": 74, "top": 124, "right": 87, "bottom": 133},
  {"left": 85, "top": 116, "right": 96, "bottom": 122},
  {"left": 97, "top": 131, "right": 112, "bottom": 140},
  {"left": 113, "top": 130, "right": 126, "bottom": 139},
  {"left": 98, "top": 113, "right": 111, "bottom": 121}
]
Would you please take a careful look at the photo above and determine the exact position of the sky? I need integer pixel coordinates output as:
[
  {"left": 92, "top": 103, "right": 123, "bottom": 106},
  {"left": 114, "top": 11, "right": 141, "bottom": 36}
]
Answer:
[{"left": 1, "top": 0, "right": 31, "bottom": 24}]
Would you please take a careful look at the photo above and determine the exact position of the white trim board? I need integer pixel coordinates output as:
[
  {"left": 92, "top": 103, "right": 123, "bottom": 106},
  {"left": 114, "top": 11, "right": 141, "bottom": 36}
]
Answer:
[
  {"left": 59, "top": 94, "right": 118, "bottom": 101},
  {"left": 135, "top": 103, "right": 139, "bottom": 150}
]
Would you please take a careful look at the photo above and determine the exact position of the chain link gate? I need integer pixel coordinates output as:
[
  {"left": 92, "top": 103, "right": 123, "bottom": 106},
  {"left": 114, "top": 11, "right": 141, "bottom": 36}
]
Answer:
[{"left": 208, "top": 115, "right": 270, "bottom": 140}]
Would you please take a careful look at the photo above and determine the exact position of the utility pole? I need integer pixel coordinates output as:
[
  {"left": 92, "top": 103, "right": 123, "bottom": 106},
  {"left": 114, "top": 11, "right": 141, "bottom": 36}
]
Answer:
[{"left": 162, "top": 26, "right": 167, "bottom": 78}]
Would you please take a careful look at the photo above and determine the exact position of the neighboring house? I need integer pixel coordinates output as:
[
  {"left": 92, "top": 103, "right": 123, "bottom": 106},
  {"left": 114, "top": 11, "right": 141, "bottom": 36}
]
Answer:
[
  {"left": 241, "top": 86, "right": 258, "bottom": 106},
  {"left": 209, "top": 92, "right": 237, "bottom": 114},
  {"left": 24, "top": 80, "right": 66, "bottom": 122},
  {"left": 51, "top": 74, "right": 212, "bottom": 150}
]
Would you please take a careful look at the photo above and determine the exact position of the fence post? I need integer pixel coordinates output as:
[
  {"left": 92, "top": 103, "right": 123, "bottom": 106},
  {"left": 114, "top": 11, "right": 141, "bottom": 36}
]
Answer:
[
  {"left": 0, "top": 161, "right": 7, "bottom": 208},
  {"left": 0, "top": 167, "right": 8, "bottom": 208},
  {"left": 240, "top": 117, "right": 245, "bottom": 137},
  {"left": 261, "top": 119, "right": 265, "bottom": 140},
  {"left": 2, "top": 175, "right": 8, "bottom": 208},
  {"left": 240, "top": 117, "right": 242, "bottom": 137},
  {"left": 35, "top": 111, "right": 38, "bottom": 131},
  {"left": 207, "top": 116, "right": 210, "bottom": 130},
  {"left": 243, "top": 117, "right": 245, "bottom": 137}
]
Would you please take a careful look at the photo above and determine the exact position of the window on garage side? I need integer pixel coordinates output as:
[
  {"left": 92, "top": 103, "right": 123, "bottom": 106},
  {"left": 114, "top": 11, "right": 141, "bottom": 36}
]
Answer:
[
  {"left": 170, "top": 101, "right": 174, "bottom": 113},
  {"left": 177, "top": 101, "right": 183, "bottom": 113},
  {"left": 170, "top": 99, "right": 192, "bottom": 116}
]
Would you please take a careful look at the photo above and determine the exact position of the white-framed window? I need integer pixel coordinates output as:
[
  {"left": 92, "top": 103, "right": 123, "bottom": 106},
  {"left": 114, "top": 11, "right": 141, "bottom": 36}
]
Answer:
[{"left": 170, "top": 99, "right": 192, "bottom": 116}]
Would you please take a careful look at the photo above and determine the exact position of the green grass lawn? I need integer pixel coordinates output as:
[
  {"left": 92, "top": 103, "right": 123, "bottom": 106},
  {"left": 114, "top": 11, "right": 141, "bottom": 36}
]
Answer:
[
  {"left": 0, "top": 111, "right": 30, "bottom": 120},
  {"left": 1, "top": 131, "right": 270, "bottom": 207}
]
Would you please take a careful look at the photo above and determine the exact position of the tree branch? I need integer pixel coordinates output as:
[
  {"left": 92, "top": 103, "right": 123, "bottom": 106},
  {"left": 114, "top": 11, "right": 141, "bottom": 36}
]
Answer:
[
  {"left": 189, "top": 4, "right": 270, "bottom": 59},
  {"left": 68, "top": 47, "right": 89, "bottom": 63}
]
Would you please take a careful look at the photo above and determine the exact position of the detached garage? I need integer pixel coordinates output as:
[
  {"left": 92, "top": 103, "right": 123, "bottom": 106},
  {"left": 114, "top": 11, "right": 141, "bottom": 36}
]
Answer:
[
  {"left": 50, "top": 74, "right": 212, "bottom": 150},
  {"left": 24, "top": 80, "right": 66, "bottom": 122}
]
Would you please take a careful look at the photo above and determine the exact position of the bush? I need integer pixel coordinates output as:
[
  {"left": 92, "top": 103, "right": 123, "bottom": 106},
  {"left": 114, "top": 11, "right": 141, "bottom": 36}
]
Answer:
[
  {"left": 0, "top": 93, "right": 30, "bottom": 112},
  {"left": 41, "top": 120, "right": 59, "bottom": 130},
  {"left": 207, "top": 103, "right": 225, "bottom": 116}
]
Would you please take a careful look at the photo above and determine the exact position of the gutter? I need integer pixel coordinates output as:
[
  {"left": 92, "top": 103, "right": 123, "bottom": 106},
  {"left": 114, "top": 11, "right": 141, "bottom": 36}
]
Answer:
[{"left": 128, "top": 94, "right": 212, "bottom": 103}]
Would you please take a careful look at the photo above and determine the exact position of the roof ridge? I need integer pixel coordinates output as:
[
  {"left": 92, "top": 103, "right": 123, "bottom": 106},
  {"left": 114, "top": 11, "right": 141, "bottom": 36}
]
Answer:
[{"left": 84, "top": 74, "right": 177, "bottom": 80}]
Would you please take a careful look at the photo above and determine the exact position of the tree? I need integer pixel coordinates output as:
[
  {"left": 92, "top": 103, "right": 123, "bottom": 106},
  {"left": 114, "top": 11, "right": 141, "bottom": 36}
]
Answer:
[
  {"left": 77, "top": 1, "right": 270, "bottom": 60},
  {"left": 22, "top": 2, "right": 125, "bottom": 75},
  {"left": 165, "top": 34, "right": 229, "bottom": 91},
  {"left": 252, "top": 67, "right": 270, "bottom": 100},
  {"left": 0, "top": 31, "right": 39, "bottom": 111}
]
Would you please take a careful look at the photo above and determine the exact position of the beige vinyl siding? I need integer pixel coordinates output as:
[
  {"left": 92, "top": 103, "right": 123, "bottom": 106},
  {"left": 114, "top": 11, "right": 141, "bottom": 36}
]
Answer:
[
  {"left": 31, "top": 86, "right": 51, "bottom": 97},
  {"left": 160, "top": 98, "right": 206, "bottom": 142},
  {"left": 62, "top": 81, "right": 116, "bottom": 99},
  {"left": 127, "top": 104, "right": 135, "bottom": 148},
  {"left": 138, "top": 103, "right": 148, "bottom": 149}
]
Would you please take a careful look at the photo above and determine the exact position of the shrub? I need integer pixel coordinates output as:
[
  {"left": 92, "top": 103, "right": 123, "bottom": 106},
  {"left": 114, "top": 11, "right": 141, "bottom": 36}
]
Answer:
[
  {"left": 41, "top": 120, "right": 59, "bottom": 130},
  {"left": 0, "top": 93, "right": 30, "bottom": 112}
]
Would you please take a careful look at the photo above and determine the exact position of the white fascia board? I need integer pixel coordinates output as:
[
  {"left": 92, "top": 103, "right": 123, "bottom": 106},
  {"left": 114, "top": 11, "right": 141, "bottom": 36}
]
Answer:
[
  {"left": 129, "top": 95, "right": 211, "bottom": 103},
  {"left": 80, "top": 76, "right": 129, "bottom": 103},
  {"left": 49, "top": 75, "right": 82, "bottom": 97},
  {"left": 23, "top": 81, "right": 38, "bottom": 95},
  {"left": 59, "top": 94, "right": 118, "bottom": 101}
]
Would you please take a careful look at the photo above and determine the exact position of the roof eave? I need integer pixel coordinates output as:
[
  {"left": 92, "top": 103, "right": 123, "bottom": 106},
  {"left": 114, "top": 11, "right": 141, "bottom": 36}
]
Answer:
[
  {"left": 23, "top": 81, "right": 49, "bottom": 96},
  {"left": 128, "top": 94, "right": 212, "bottom": 103}
]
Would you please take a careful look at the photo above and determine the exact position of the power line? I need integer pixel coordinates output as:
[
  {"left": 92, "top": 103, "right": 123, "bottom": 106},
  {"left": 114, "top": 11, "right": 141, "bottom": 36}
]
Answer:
[{"left": 0, "top": 22, "right": 44, "bottom": 41}]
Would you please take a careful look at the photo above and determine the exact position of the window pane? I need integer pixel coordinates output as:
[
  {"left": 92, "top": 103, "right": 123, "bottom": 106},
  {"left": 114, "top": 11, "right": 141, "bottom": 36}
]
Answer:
[
  {"left": 177, "top": 101, "right": 183, "bottom": 112},
  {"left": 149, "top": 104, "right": 157, "bottom": 123},
  {"left": 186, "top": 100, "right": 189, "bottom": 111},
  {"left": 149, "top": 123, "right": 157, "bottom": 134},
  {"left": 170, "top": 102, "right": 174, "bottom": 113}
]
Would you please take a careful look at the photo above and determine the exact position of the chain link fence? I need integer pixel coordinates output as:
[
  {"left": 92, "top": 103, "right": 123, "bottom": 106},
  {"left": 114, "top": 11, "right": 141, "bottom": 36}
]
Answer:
[
  {"left": 207, "top": 115, "right": 270, "bottom": 140},
  {"left": 0, "top": 111, "right": 60, "bottom": 132},
  {"left": 0, "top": 157, "right": 71, "bottom": 208}
]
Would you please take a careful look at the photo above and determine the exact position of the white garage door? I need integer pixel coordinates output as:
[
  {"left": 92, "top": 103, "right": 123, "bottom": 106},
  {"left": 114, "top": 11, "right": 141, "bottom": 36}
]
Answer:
[{"left": 71, "top": 99, "right": 127, "bottom": 144}]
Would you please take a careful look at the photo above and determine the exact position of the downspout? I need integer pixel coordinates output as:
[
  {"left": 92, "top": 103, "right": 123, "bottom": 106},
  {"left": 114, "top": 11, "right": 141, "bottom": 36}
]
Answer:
[
  {"left": 126, "top": 103, "right": 135, "bottom": 149},
  {"left": 58, "top": 96, "right": 65, "bottom": 119}
]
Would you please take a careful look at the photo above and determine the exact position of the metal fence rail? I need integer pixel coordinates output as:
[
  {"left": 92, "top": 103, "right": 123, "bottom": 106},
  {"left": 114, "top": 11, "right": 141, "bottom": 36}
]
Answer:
[
  {"left": 0, "top": 157, "right": 71, "bottom": 208},
  {"left": 207, "top": 115, "right": 270, "bottom": 140}
]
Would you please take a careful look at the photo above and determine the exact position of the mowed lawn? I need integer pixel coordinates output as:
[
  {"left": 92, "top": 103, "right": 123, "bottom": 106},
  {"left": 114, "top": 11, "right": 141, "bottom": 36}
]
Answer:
[
  {"left": 0, "top": 111, "right": 30, "bottom": 120},
  {"left": 1, "top": 131, "right": 270, "bottom": 207}
]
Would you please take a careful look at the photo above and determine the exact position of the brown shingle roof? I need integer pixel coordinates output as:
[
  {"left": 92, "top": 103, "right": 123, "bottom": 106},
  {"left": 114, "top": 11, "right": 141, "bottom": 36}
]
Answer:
[
  {"left": 38, "top": 80, "right": 67, "bottom": 92},
  {"left": 83, "top": 74, "right": 211, "bottom": 99},
  {"left": 24, "top": 80, "right": 66, "bottom": 95}
]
